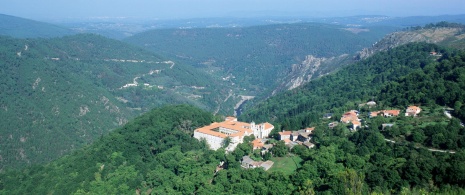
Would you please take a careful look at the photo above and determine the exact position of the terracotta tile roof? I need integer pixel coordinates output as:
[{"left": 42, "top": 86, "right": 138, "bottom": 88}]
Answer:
[
  {"left": 283, "top": 138, "right": 292, "bottom": 144},
  {"left": 407, "top": 106, "right": 421, "bottom": 113},
  {"left": 252, "top": 139, "right": 265, "bottom": 149},
  {"left": 196, "top": 126, "right": 228, "bottom": 138},
  {"left": 225, "top": 116, "right": 237, "bottom": 121},
  {"left": 194, "top": 120, "right": 253, "bottom": 138},
  {"left": 352, "top": 120, "right": 361, "bottom": 125},
  {"left": 384, "top": 110, "right": 400, "bottom": 116},
  {"left": 370, "top": 111, "right": 380, "bottom": 117},
  {"left": 305, "top": 127, "right": 315, "bottom": 132},
  {"left": 279, "top": 131, "right": 292, "bottom": 135},
  {"left": 264, "top": 122, "right": 274, "bottom": 130}
]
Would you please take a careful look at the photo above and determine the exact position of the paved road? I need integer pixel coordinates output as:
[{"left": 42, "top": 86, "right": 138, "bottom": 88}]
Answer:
[{"left": 384, "top": 138, "right": 456, "bottom": 154}]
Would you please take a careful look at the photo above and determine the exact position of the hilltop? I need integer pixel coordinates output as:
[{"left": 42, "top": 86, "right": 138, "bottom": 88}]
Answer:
[
  {"left": 358, "top": 22, "right": 465, "bottom": 59},
  {"left": 0, "top": 14, "right": 76, "bottom": 38}
]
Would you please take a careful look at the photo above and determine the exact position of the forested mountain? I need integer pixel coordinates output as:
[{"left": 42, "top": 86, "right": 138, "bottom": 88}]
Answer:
[
  {"left": 0, "top": 14, "right": 76, "bottom": 38},
  {"left": 358, "top": 22, "right": 465, "bottom": 59},
  {"left": 240, "top": 42, "right": 464, "bottom": 129},
  {"left": 3, "top": 46, "right": 465, "bottom": 194},
  {"left": 125, "top": 23, "right": 396, "bottom": 98},
  {"left": 0, "top": 34, "right": 231, "bottom": 169}
]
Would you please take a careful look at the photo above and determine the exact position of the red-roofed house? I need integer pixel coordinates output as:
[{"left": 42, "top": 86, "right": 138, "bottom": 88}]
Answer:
[
  {"left": 341, "top": 111, "right": 361, "bottom": 131},
  {"left": 278, "top": 131, "right": 292, "bottom": 140},
  {"left": 405, "top": 106, "right": 421, "bottom": 117},
  {"left": 370, "top": 110, "right": 400, "bottom": 118},
  {"left": 251, "top": 139, "right": 265, "bottom": 150}
]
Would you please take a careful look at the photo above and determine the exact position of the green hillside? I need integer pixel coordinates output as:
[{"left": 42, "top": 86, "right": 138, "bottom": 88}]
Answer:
[
  {"left": 0, "top": 34, "right": 230, "bottom": 169},
  {"left": 125, "top": 23, "right": 395, "bottom": 97},
  {"left": 240, "top": 42, "right": 461, "bottom": 126},
  {"left": 2, "top": 66, "right": 465, "bottom": 194},
  {"left": 0, "top": 14, "right": 75, "bottom": 38}
]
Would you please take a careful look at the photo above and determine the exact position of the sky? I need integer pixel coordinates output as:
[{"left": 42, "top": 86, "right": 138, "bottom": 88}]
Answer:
[{"left": 1, "top": 0, "right": 465, "bottom": 21}]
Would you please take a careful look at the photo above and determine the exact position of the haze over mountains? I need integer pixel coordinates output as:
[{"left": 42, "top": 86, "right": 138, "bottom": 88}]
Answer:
[{"left": 1, "top": 7, "right": 465, "bottom": 194}]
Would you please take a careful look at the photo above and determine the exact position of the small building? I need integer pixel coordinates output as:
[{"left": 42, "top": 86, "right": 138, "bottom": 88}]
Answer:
[
  {"left": 241, "top": 156, "right": 259, "bottom": 168},
  {"left": 278, "top": 131, "right": 292, "bottom": 140},
  {"left": 241, "top": 156, "right": 274, "bottom": 171},
  {"left": 370, "top": 110, "right": 400, "bottom": 118},
  {"left": 303, "top": 142, "right": 315, "bottom": 149},
  {"left": 251, "top": 139, "right": 265, "bottom": 150},
  {"left": 352, "top": 120, "right": 361, "bottom": 130},
  {"left": 290, "top": 132, "right": 300, "bottom": 141},
  {"left": 367, "top": 101, "right": 377, "bottom": 107},
  {"left": 328, "top": 121, "right": 339, "bottom": 129},
  {"left": 323, "top": 113, "right": 333, "bottom": 119},
  {"left": 341, "top": 111, "right": 359, "bottom": 123},
  {"left": 406, "top": 106, "right": 421, "bottom": 117},
  {"left": 297, "top": 132, "right": 312, "bottom": 142}
]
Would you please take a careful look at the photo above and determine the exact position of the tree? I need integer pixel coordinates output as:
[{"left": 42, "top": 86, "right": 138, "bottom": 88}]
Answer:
[
  {"left": 222, "top": 137, "right": 231, "bottom": 148},
  {"left": 271, "top": 141, "right": 288, "bottom": 157},
  {"left": 336, "top": 169, "right": 365, "bottom": 195}
]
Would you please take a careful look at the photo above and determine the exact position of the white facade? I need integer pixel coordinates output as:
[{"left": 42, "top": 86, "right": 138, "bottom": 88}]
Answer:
[
  {"left": 193, "top": 117, "right": 274, "bottom": 152},
  {"left": 251, "top": 122, "right": 273, "bottom": 139},
  {"left": 193, "top": 131, "right": 224, "bottom": 150}
]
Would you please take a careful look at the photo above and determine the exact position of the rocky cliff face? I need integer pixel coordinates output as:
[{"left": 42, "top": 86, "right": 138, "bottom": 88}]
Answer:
[
  {"left": 272, "top": 54, "right": 350, "bottom": 95},
  {"left": 274, "top": 26, "right": 465, "bottom": 95},
  {"left": 357, "top": 27, "right": 465, "bottom": 59}
]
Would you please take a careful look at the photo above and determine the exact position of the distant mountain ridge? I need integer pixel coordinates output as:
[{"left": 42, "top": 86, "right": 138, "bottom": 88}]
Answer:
[
  {"left": 125, "top": 23, "right": 395, "bottom": 101},
  {"left": 0, "top": 14, "right": 76, "bottom": 38},
  {"left": 357, "top": 22, "right": 465, "bottom": 59}
]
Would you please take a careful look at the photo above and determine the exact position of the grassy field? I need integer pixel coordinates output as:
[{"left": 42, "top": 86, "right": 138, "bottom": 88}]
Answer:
[{"left": 269, "top": 155, "right": 303, "bottom": 175}]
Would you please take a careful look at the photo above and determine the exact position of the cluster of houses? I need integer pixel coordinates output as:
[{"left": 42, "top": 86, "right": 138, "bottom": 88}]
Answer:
[
  {"left": 334, "top": 104, "right": 422, "bottom": 130},
  {"left": 278, "top": 127, "right": 315, "bottom": 149},
  {"left": 340, "top": 110, "right": 362, "bottom": 130},
  {"left": 198, "top": 103, "right": 423, "bottom": 172}
]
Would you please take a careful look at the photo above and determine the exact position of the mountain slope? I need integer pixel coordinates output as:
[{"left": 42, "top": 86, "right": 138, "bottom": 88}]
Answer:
[
  {"left": 0, "top": 14, "right": 75, "bottom": 38},
  {"left": 0, "top": 34, "right": 229, "bottom": 169},
  {"left": 0, "top": 105, "right": 216, "bottom": 194},
  {"left": 358, "top": 22, "right": 465, "bottom": 59},
  {"left": 2, "top": 45, "right": 465, "bottom": 193},
  {"left": 240, "top": 42, "right": 444, "bottom": 126},
  {"left": 125, "top": 23, "right": 394, "bottom": 99}
]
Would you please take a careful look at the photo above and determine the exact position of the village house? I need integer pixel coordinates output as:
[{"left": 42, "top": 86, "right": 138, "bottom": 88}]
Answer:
[
  {"left": 241, "top": 156, "right": 274, "bottom": 171},
  {"left": 369, "top": 110, "right": 401, "bottom": 118},
  {"left": 328, "top": 121, "right": 339, "bottom": 129},
  {"left": 193, "top": 117, "right": 274, "bottom": 152},
  {"left": 251, "top": 139, "right": 265, "bottom": 150},
  {"left": 340, "top": 111, "right": 361, "bottom": 130},
  {"left": 359, "top": 101, "right": 377, "bottom": 108},
  {"left": 278, "top": 127, "right": 315, "bottom": 149},
  {"left": 323, "top": 113, "right": 333, "bottom": 119},
  {"left": 278, "top": 131, "right": 292, "bottom": 140},
  {"left": 261, "top": 144, "right": 273, "bottom": 155},
  {"left": 405, "top": 106, "right": 422, "bottom": 117},
  {"left": 279, "top": 128, "right": 314, "bottom": 142}
]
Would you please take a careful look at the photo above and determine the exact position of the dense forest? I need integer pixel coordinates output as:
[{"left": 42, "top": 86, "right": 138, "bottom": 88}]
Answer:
[
  {"left": 240, "top": 42, "right": 456, "bottom": 127},
  {"left": 125, "top": 23, "right": 396, "bottom": 97},
  {"left": 2, "top": 42, "right": 465, "bottom": 194},
  {"left": 0, "top": 34, "right": 232, "bottom": 169}
]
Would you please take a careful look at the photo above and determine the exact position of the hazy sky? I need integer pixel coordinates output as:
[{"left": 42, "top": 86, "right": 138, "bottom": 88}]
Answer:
[{"left": 1, "top": 0, "right": 465, "bottom": 21}]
